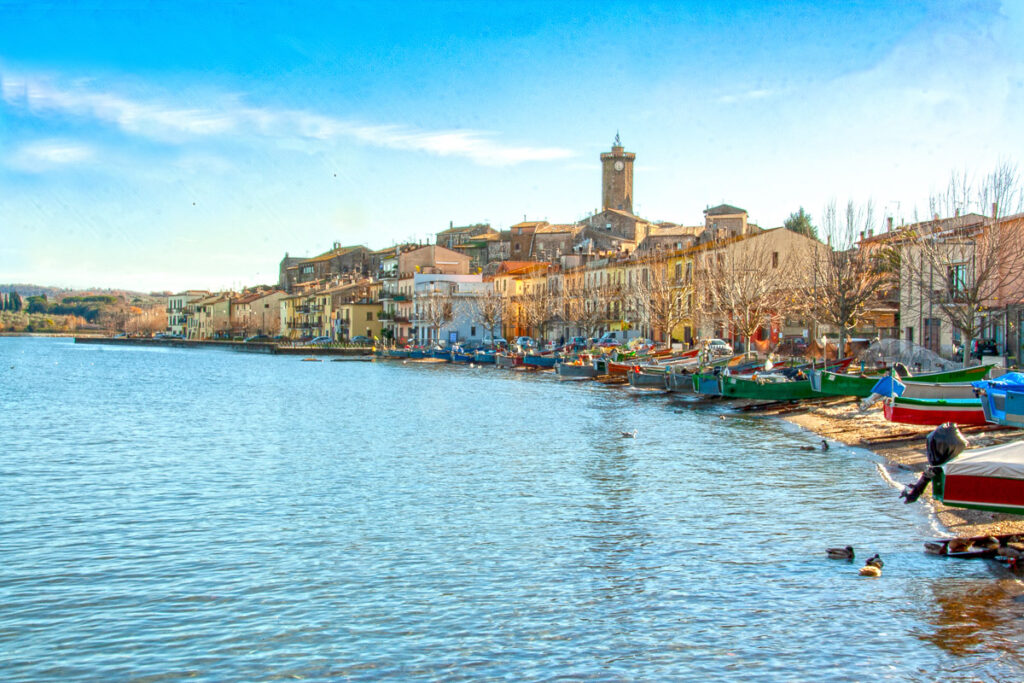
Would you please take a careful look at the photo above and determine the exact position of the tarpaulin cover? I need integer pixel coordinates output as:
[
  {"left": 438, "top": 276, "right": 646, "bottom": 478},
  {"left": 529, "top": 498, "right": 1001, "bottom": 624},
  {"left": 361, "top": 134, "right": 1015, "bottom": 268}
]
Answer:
[
  {"left": 972, "top": 372, "right": 1024, "bottom": 392},
  {"left": 944, "top": 439, "right": 1024, "bottom": 481},
  {"left": 871, "top": 375, "right": 905, "bottom": 397}
]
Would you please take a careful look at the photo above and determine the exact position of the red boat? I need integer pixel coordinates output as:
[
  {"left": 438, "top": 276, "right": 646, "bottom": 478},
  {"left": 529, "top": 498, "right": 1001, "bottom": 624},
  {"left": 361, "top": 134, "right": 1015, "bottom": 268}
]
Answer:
[{"left": 882, "top": 396, "right": 987, "bottom": 426}]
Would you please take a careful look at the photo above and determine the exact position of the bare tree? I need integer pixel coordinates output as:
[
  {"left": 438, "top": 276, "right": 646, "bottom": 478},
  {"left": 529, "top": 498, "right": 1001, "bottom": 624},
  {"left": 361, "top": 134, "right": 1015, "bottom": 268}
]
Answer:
[
  {"left": 418, "top": 286, "right": 455, "bottom": 345},
  {"left": 475, "top": 289, "right": 505, "bottom": 342},
  {"left": 516, "top": 283, "right": 558, "bottom": 343},
  {"left": 900, "top": 163, "right": 1024, "bottom": 364},
  {"left": 806, "top": 200, "right": 895, "bottom": 359},
  {"left": 700, "top": 237, "right": 794, "bottom": 358},
  {"left": 629, "top": 255, "right": 688, "bottom": 346}
]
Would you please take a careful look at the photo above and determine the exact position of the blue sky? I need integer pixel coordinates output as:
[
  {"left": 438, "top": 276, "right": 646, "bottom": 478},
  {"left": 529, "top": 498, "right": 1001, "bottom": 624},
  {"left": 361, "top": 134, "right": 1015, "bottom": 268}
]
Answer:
[{"left": 2, "top": 0, "right": 1022, "bottom": 292}]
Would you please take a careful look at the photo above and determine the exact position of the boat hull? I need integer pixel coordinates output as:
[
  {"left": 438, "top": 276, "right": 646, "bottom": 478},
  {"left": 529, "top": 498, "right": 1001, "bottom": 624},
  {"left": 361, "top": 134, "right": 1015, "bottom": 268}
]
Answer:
[
  {"left": 882, "top": 397, "right": 986, "bottom": 426},
  {"left": 523, "top": 354, "right": 558, "bottom": 368},
  {"left": 628, "top": 370, "right": 668, "bottom": 390},
  {"left": 812, "top": 365, "right": 993, "bottom": 398},
  {"left": 934, "top": 440, "right": 1024, "bottom": 514},
  {"left": 556, "top": 362, "right": 597, "bottom": 380},
  {"left": 720, "top": 375, "right": 816, "bottom": 401}
]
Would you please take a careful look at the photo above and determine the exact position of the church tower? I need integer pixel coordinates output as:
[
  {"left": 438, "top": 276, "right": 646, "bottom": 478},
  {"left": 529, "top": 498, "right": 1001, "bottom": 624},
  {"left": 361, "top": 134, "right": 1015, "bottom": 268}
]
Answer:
[{"left": 600, "top": 132, "right": 635, "bottom": 213}]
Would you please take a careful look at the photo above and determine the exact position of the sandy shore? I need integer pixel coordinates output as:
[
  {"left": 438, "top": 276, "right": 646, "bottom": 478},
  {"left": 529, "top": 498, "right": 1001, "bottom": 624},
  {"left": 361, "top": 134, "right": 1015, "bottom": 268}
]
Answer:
[{"left": 760, "top": 397, "right": 1024, "bottom": 539}]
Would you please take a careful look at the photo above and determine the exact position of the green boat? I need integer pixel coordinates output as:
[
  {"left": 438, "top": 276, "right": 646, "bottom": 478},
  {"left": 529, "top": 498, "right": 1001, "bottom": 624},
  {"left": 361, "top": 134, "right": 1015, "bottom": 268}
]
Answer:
[
  {"left": 720, "top": 374, "right": 817, "bottom": 401},
  {"left": 810, "top": 364, "right": 993, "bottom": 398}
]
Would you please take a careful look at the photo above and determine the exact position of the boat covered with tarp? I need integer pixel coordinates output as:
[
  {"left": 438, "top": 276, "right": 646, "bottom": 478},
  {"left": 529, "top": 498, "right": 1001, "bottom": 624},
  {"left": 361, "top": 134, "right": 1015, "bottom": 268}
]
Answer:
[{"left": 973, "top": 372, "right": 1024, "bottom": 428}]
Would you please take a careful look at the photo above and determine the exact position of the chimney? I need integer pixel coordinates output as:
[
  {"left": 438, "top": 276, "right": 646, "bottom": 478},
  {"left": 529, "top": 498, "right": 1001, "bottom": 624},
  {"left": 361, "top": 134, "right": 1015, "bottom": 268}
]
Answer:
[
  {"left": 887, "top": 217, "right": 893, "bottom": 232},
  {"left": 955, "top": 208, "right": 960, "bottom": 217},
  {"left": 993, "top": 202, "right": 999, "bottom": 219}
]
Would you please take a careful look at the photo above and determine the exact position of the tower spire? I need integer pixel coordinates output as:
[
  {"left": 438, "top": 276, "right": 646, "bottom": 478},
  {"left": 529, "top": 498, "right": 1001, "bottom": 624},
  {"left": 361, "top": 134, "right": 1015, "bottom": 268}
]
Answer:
[{"left": 613, "top": 130, "right": 621, "bottom": 147}]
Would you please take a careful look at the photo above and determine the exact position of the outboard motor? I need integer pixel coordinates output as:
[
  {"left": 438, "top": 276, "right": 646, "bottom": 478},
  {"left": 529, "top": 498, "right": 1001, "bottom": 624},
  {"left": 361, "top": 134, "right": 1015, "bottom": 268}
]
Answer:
[{"left": 901, "top": 422, "right": 969, "bottom": 503}]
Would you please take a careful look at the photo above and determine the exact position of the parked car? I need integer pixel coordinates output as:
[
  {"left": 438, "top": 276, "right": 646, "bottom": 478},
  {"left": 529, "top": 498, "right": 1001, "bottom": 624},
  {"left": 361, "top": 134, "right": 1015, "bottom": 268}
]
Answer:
[
  {"left": 971, "top": 339, "right": 998, "bottom": 359},
  {"left": 350, "top": 335, "right": 373, "bottom": 344},
  {"left": 309, "top": 336, "right": 333, "bottom": 345},
  {"left": 484, "top": 336, "right": 508, "bottom": 348},
  {"left": 707, "top": 338, "right": 733, "bottom": 355},
  {"left": 515, "top": 336, "right": 537, "bottom": 349},
  {"left": 245, "top": 334, "right": 273, "bottom": 342}
]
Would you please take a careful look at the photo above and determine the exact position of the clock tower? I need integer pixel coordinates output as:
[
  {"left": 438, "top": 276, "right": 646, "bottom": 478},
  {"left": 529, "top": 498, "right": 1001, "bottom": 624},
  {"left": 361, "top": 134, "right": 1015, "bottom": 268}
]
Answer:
[{"left": 600, "top": 132, "right": 635, "bottom": 213}]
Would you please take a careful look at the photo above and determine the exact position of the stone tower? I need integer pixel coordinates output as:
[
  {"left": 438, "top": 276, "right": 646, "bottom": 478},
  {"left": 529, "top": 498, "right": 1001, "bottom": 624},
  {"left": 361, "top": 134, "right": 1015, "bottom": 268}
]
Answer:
[{"left": 600, "top": 132, "right": 635, "bottom": 213}]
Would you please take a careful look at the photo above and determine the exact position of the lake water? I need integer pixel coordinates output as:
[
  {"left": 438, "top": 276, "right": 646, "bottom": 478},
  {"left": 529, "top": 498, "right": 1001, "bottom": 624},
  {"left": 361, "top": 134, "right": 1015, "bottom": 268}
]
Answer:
[{"left": 3, "top": 337, "right": 1024, "bottom": 681}]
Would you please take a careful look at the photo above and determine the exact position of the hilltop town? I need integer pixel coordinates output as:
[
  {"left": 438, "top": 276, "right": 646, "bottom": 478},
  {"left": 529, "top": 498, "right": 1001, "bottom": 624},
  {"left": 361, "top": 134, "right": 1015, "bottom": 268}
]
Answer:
[{"left": 32, "top": 138, "right": 1024, "bottom": 364}]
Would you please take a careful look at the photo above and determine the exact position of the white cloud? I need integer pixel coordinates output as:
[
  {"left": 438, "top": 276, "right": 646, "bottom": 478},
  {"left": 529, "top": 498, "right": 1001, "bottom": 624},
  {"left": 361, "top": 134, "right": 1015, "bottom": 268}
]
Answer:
[
  {"left": 1, "top": 71, "right": 574, "bottom": 166},
  {"left": 6, "top": 140, "right": 95, "bottom": 172}
]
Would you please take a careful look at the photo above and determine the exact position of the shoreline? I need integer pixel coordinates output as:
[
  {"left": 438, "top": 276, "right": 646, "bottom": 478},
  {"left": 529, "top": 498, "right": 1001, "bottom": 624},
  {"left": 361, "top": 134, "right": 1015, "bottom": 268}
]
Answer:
[{"left": 774, "top": 398, "right": 1024, "bottom": 539}]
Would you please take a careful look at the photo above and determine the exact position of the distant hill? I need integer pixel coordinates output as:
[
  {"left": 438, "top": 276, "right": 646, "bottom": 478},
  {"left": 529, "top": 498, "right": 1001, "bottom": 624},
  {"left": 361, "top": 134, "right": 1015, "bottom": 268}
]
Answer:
[{"left": 0, "top": 284, "right": 169, "bottom": 305}]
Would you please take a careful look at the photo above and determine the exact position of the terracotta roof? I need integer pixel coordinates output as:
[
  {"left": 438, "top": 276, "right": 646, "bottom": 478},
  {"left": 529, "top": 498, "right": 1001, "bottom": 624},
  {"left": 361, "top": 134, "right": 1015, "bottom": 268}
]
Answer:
[{"left": 535, "top": 223, "right": 580, "bottom": 234}]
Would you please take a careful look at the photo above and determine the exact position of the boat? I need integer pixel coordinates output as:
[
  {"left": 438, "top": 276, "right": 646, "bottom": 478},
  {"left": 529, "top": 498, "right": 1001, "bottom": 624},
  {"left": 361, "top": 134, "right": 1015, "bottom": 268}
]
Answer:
[
  {"left": 692, "top": 372, "right": 723, "bottom": 396},
  {"left": 719, "top": 373, "right": 817, "bottom": 401},
  {"left": 473, "top": 350, "right": 497, "bottom": 364},
  {"left": 430, "top": 349, "right": 452, "bottom": 362},
  {"left": 869, "top": 375, "right": 978, "bottom": 400},
  {"left": 882, "top": 396, "right": 987, "bottom": 426},
  {"left": 973, "top": 372, "right": 1024, "bottom": 428},
  {"left": 523, "top": 353, "right": 559, "bottom": 369},
  {"left": 627, "top": 369, "right": 668, "bottom": 390},
  {"left": 495, "top": 352, "right": 522, "bottom": 368},
  {"left": 811, "top": 364, "right": 993, "bottom": 398},
  {"left": 451, "top": 351, "right": 475, "bottom": 363},
  {"left": 933, "top": 439, "right": 1024, "bottom": 515},
  {"left": 556, "top": 361, "right": 597, "bottom": 380}
]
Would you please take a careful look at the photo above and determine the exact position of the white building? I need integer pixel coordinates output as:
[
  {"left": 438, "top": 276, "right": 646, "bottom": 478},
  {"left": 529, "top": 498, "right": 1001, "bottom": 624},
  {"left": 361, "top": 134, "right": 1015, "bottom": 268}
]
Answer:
[{"left": 412, "top": 273, "right": 492, "bottom": 345}]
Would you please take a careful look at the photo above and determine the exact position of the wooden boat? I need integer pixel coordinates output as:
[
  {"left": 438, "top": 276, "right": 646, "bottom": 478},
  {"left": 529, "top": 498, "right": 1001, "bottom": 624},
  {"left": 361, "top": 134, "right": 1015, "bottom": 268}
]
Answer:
[
  {"left": 692, "top": 372, "right": 723, "bottom": 396},
  {"left": 495, "top": 353, "right": 522, "bottom": 368},
  {"left": 973, "top": 372, "right": 1024, "bottom": 428},
  {"left": 523, "top": 353, "right": 559, "bottom": 369},
  {"left": 473, "top": 350, "right": 497, "bottom": 364},
  {"left": 556, "top": 361, "right": 597, "bottom": 380},
  {"left": 882, "top": 396, "right": 987, "bottom": 426},
  {"left": 720, "top": 374, "right": 817, "bottom": 401},
  {"left": 430, "top": 349, "right": 452, "bottom": 362},
  {"left": 811, "top": 364, "right": 993, "bottom": 398},
  {"left": 451, "top": 351, "right": 475, "bottom": 363},
  {"left": 933, "top": 439, "right": 1024, "bottom": 515},
  {"left": 628, "top": 369, "right": 668, "bottom": 390},
  {"left": 666, "top": 368, "right": 696, "bottom": 393}
]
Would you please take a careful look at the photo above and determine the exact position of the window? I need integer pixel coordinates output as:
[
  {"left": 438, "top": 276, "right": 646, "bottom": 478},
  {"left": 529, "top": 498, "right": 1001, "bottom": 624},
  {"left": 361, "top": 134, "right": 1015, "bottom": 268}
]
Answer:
[
  {"left": 772, "top": 252, "right": 779, "bottom": 268},
  {"left": 366, "top": 312, "right": 373, "bottom": 321},
  {"left": 471, "top": 326, "right": 476, "bottom": 336},
  {"left": 948, "top": 263, "right": 967, "bottom": 298},
  {"left": 674, "top": 263, "right": 682, "bottom": 280}
]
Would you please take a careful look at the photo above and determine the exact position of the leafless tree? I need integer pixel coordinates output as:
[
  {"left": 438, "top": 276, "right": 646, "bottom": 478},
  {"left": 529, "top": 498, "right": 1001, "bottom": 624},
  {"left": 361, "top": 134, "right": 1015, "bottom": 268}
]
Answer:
[
  {"left": 629, "top": 255, "right": 689, "bottom": 346},
  {"left": 699, "top": 237, "right": 794, "bottom": 358},
  {"left": 900, "top": 163, "right": 1024, "bottom": 364},
  {"left": 474, "top": 289, "right": 505, "bottom": 342},
  {"left": 418, "top": 285, "right": 455, "bottom": 345},
  {"left": 516, "top": 282, "right": 559, "bottom": 343},
  {"left": 805, "top": 200, "right": 895, "bottom": 359}
]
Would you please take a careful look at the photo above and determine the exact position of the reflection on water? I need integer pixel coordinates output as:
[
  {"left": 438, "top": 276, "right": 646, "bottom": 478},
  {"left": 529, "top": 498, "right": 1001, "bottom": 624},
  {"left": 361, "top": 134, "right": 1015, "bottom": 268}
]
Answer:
[{"left": 3, "top": 337, "right": 1024, "bottom": 680}]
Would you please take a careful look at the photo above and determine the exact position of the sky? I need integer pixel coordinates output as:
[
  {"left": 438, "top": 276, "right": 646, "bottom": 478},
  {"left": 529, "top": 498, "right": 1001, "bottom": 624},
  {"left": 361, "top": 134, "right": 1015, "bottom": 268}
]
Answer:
[{"left": 1, "top": 0, "right": 1022, "bottom": 292}]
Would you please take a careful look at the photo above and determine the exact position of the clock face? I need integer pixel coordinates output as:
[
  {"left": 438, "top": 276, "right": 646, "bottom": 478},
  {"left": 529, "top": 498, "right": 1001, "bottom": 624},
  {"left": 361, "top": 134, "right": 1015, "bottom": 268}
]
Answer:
[{"left": 614, "top": 161, "right": 624, "bottom": 171}]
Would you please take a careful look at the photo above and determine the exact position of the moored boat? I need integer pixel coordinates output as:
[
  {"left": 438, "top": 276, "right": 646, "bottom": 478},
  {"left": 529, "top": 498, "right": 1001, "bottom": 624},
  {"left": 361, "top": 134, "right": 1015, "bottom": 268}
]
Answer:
[
  {"left": 523, "top": 353, "right": 559, "bottom": 369},
  {"left": 973, "top": 372, "right": 1024, "bottom": 428},
  {"left": 495, "top": 352, "right": 522, "bottom": 368},
  {"left": 628, "top": 369, "right": 668, "bottom": 390},
  {"left": 812, "top": 364, "right": 993, "bottom": 398},
  {"left": 556, "top": 361, "right": 597, "bottom": 380},
  {"left": 882, "top": 396, "right": 986, "bottom": 426},
  {"left": 720, "top": 374, "right": 817, "bottom": 401},
  {"left": 473, "top": 350, "right": 497, "bottom": 364},
  {"left": 933, "top": 438, "right": 1024, "bottom": 515}
]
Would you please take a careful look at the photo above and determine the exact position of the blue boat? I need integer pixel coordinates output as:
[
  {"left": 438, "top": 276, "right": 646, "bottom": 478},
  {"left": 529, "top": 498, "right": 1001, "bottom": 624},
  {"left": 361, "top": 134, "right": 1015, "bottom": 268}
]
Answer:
[
  {"left": 452, "top": 351, "right": 475, "bottom": 363},
  {"left": 473, "top": 350, "right": 496, "bottom": 364},
  {"left": 430, "top": 349, "right": 452, "bottom": 362},
  {"left": 973, "top": 372, "right": 1024, "bottom": 427},
  {"left": 523, "top": 353, "right": 559, "bottom": 369}
]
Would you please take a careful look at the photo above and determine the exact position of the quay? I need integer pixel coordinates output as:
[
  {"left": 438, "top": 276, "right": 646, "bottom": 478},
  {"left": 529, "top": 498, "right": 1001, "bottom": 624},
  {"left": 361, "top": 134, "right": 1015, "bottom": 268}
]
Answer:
[{"left": 73, "top": 336, "right": 373, "bottom": 357}]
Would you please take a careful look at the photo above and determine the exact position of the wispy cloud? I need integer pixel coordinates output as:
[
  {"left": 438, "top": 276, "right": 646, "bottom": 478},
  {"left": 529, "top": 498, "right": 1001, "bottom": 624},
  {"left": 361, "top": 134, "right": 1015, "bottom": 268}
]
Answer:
[
  {"left": 1, "top": 71, "right": 574, "bottom": 166},
  {"left": 716, "top": 88, "right": 774, "bottom": 105},
  {"left": 7, "top": 139, "right": 95, "bottom": 172}
]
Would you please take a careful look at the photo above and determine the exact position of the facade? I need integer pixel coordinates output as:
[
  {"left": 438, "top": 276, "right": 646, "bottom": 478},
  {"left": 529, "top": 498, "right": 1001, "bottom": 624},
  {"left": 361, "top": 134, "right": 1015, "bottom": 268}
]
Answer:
[
  {"left": 167, "top": 290, "right": 208, "bottom": 336},
  {"left": 412, "top": 274, "right": 488, "bottom": 345},
  {"left": 231, "top": 289, "right": 287, "bottom": 337}
]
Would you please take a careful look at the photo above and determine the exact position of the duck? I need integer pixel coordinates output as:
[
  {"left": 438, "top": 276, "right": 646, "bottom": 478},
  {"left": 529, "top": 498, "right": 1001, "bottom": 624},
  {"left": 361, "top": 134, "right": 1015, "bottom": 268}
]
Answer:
[
  {"left": 827, "top": 545, "right": 855, "bottom": 560},
  {"left": 620, "top": 430, "right": 638, "bottom": 438},
  {"left": 859, "top": 565, "right": 882, "bottom": 577},
  {"left": 800, "top": 440, "right": 829, "bottom": 451},
  {"left": 865, "top": 554, "right": 884, "bottom": 569}
]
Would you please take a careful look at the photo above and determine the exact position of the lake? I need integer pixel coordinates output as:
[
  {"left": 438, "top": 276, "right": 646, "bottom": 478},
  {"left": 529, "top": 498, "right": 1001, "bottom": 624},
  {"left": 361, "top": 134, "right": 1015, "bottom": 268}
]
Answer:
[{"left": 3, "top": 337, "right": 1024, "bottom": 680}]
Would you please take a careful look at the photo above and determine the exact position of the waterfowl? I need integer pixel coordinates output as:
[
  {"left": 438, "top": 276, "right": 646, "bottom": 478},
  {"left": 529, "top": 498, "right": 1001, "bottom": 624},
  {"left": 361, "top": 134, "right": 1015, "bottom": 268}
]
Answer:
[
  {"left": 859, "top": 565, "right": 882, "bottom": 577},
  {"left": 827, "top": 546, "right": 855, "bottom": 560},
  {"left": 865, "top": 554, "right": 884, "bottom": 569},
  {"left": 800, "top": 440, "right": 829, "bottom": 452},
  {"left": 621, "top": 430, "right": 638, "bottom": 438}
]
